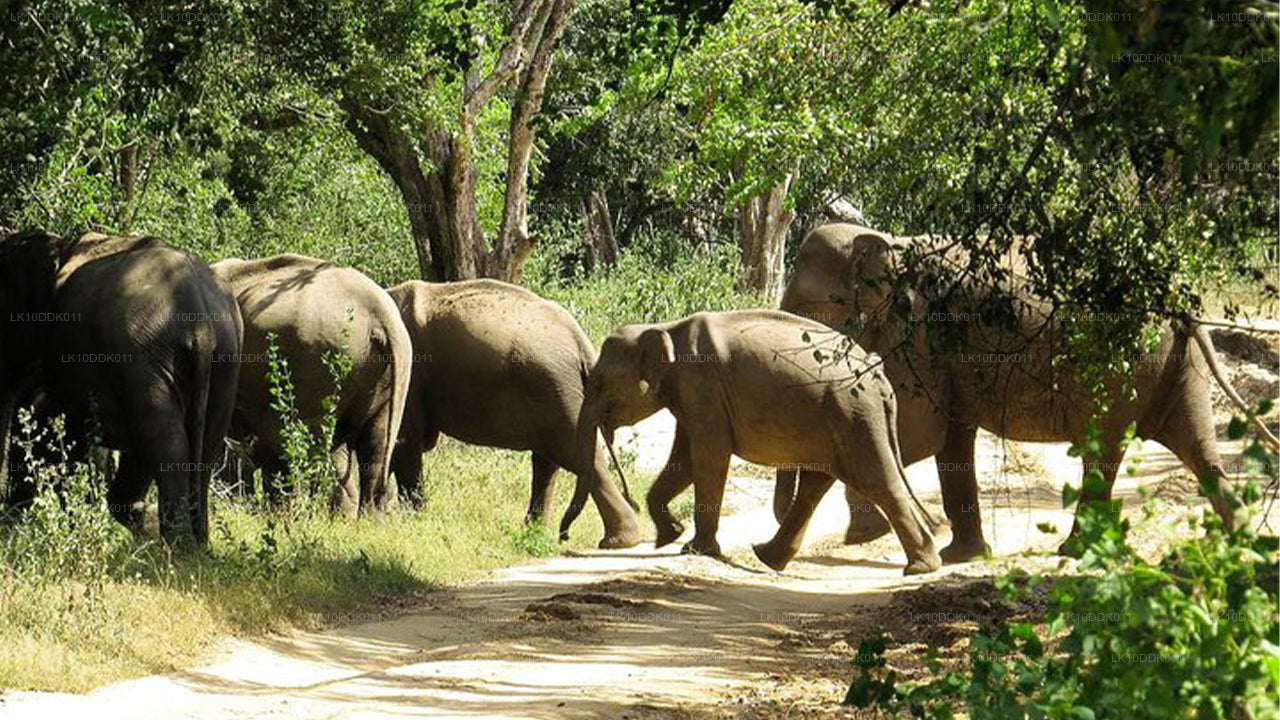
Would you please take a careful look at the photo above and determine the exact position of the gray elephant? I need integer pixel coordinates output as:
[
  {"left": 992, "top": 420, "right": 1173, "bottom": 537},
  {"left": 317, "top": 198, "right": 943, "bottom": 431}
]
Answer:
[
  {"left": 0, "top": 231, "right": 242, "bottom": 548},
  {"left": 213, "top": 255, "right": 411, "bottom": 515},
  {"left": 387, "top": 279, "right": 642, "bottom": 549},
  {"left": 578, "top": 309, "right": 941, "bottom": 575},
  {"left": 775, "top": 223, "right": 1276, "bottom": 561}
]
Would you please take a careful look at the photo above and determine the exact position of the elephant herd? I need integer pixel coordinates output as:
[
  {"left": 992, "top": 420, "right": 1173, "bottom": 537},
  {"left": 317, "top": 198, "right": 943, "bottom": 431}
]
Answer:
[{"left": 0, "top": 225, "right": 1272, "bottom": 574}]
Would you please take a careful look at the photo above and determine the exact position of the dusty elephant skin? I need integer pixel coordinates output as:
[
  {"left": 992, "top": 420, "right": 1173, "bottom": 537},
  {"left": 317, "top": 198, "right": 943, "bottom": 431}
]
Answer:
[
  {"left": 213, "top": 254, "right": 411, "bottom": 516},
  {"left": 0, "top": 230, "right": 243, "bottom": 549},
  {"left": 775, "top": 222, "right": 1272, "bottom": 562},
  {"left": 580, "top": 308, "right": 941, "bottom": 575},
  {"left": 387, "top": 279, "right": 642, "bottom": 549}
]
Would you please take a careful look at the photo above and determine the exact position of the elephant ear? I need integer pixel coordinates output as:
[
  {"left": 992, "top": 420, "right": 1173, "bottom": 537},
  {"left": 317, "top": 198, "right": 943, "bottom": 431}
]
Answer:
[
  {"left": 0, "top": 231, "right": 61, "bottom": 315},
  {"left": 637, "top": 328, "right": 675, "bottom": 396},
  {"left": 0, "top": 231, "right": 62, "bottom": 382},
  {"left": 847, "top": 232, "right": 898, "bottom": 321}
]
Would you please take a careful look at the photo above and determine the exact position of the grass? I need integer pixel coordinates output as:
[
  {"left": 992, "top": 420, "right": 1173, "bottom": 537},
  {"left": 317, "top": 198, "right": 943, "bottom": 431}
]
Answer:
[{"left": 0, "top": 436, "right": 645, "bottom": 693}]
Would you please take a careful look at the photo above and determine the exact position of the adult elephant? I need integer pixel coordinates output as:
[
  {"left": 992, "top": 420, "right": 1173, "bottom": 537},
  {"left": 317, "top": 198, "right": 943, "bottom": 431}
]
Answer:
[
  {"left": 774, "top": 223, "right": 1278, "bottom": 561},
  {"left": 213, "top": 255, "right": 411, "bottom": 516},
  {"left": 0, "top": 230, "right": 242, "bottom": 549},
  {"left": 387, "top": 279, "right": 642, "bottom": 549},
  {"left": 579, "top": 309, "right": 942, "bottom": 575}
]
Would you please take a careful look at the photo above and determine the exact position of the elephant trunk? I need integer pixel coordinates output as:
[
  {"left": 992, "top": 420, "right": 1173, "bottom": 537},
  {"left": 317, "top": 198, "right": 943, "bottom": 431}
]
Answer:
[{"left": 560, "top": 396, "right": 605, "bottom": 539}]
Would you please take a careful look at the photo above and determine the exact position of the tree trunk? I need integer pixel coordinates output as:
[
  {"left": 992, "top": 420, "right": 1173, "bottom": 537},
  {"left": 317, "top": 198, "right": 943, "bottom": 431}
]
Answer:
[
  {"left": 583, "top": 190, "right": 617, "bottom": 270},
  {"left": 490, "top": 0, "right": 573, "bottom": 282},
  {"left": 736, "top": 173, "right": 796, "bottom": 305},
  {"left": 340, "top": 0, "right": 576, "bottom": 282},
  {"left": 343, "top": 101, "right": 442, "bottom": 280},
  {"left": 115, "top": 143, "right": 137, "bottom": 231}
]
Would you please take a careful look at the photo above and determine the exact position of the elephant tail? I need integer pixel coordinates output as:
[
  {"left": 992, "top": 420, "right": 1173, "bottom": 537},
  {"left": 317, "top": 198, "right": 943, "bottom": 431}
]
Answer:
[
  {"left": 881, "top": 381, "right": 946, "bottom": 532},
  {"left": 186, "top": 322, "right": 214, "bottom": 524},
  {"left": 382, "top": 312, "right": 414, "bottom": 500},
  {"left": 1189, "top": 320, "right": 1280, "bottom": 451}
]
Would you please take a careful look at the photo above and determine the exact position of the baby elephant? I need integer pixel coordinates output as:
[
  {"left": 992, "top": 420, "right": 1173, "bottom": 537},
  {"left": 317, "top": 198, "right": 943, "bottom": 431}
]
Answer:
[{"left": 579, "top": 309, "right": 942, "bottom": 575}]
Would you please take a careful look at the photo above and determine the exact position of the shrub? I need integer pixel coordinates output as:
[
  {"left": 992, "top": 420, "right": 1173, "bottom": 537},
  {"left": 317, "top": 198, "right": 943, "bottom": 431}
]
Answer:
[
  {"left": 526, "top": 228, "right": 761, "bottom": 342},
  {"left": 846, "top": 413, "right": 1280, "bottom": 720}
]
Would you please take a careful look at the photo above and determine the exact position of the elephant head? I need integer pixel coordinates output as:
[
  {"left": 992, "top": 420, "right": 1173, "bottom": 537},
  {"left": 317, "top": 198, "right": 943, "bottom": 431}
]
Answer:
[
  {"left": 0, "top": 230, "right": 64, "bottom": 493},
  {"left": 780, "top": 224, "right": 902, "bottom": 335},
  {"left": 576, "top": 326, "right": 674, "bottom": 476}
]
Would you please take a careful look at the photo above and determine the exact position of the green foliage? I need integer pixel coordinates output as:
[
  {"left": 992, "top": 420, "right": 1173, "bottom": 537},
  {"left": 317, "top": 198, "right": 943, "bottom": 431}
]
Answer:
[
  {"left": 847, "top": 417, "right": 1280, "bottom": 720},
  {"left": 504, "top": 521, "right": 560, "bottom": 558},
  {"left": 1, "top": 411, "right": 134, "bottom": 588},
  {"left": 526, "top": 229, "right": 759, "bottom": 341}
]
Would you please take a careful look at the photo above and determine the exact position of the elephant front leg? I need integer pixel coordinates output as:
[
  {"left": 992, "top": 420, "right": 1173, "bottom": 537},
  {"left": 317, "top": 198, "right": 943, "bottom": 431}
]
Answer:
[
  {"left": 1060, "top": 439, "right": 1125, "bottom": 557},
  {"left": 647, "top": 426, "right": 693, "bottom": 548},
  {"left": 682, "top": 437, "right": 731, "bottom": 558},
  {"left": 526, "top": 452, "right": 559, "bottom": 527},
  {"left": 755, "top": 470, "right": 836, "bottom": 570},
  {"left": 937, "top": 422, "right": 990, "bottom": 563},
  {"left": 842, "top": 484, "right": 892, "bottom": 544}
]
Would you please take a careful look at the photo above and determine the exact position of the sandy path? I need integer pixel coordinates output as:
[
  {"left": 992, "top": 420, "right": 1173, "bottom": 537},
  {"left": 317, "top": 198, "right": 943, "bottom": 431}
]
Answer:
[{"left": 0, "top": 411, "right": 1246, "bottom": 720}]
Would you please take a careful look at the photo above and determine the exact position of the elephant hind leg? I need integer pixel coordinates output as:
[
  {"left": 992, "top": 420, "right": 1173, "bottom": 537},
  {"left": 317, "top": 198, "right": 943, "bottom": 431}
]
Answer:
[
  {"left": 351, "top": 410, "right": 398, "bottom": 514},
  {"left": 108, "top": 452, "right": 151, "bottom": 536},
  {"left": 135, "top": 413, "right": 198, "bottom": 549},
  {"left": 849, "top": 435, "right": 941, "bottom": 575},
  {"left": 1150, "top": 390, "right": 1236, "bottom": 528}
]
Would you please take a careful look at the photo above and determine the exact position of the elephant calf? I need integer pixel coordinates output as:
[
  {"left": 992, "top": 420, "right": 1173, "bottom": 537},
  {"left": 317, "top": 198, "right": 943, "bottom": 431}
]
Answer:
[
  {"left": 580, "top": 309, "right": 941, "bottom": 575},
  {"left": 387, "top": 279, "right": 642, "bottom": 549},
  {"left": 213, "top": 255, "right": 411, "bottom": 515}
]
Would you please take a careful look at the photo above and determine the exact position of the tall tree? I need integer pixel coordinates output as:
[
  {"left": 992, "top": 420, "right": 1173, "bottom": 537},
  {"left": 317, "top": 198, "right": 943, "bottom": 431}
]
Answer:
[{"left": 249, "top": 0, "right": 575, "bottom": 281}]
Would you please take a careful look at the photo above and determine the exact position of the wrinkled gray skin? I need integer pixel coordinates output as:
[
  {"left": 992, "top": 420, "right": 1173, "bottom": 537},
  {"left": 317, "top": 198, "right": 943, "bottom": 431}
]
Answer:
[
  {"left": 213, "top": 255, "right": 411, "bottom": 516},
  {"left": 776, "top": 223, "right": 1259, "bottom": 561},
  {"left": 0, "top": 231, "right": 242, "bottom": 549},
  {"left": 580, "top": 309, "right": 941, "bottom": 575},
  {"left": 387, "top": 280, "right": 642, "bottom": 549}
]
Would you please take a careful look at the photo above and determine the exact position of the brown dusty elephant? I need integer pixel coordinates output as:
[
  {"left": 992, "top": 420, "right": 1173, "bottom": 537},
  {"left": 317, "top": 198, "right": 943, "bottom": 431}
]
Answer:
[
  {"left": 578, "top": 309, "right": 942, "bottom": 575},
  {"left": 0, "top": 231, "right": 242, "bottom": 548},
  {"left": 775, "top": 223, "right": 1277, "bottom": 561},
  {"left": 387, "top": 279, "right": 642, "bottom": 549},
  {"left": 213, "top": 254, "right": 411, "bottom": 515}
]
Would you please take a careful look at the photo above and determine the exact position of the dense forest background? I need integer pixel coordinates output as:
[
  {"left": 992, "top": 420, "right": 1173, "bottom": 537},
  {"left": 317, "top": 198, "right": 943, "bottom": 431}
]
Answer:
[{"left": 2, "top": 0, "right": 1275, "bottom": 339}]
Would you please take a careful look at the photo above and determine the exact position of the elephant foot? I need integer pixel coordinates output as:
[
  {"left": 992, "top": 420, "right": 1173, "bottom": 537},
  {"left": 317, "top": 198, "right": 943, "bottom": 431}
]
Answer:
[
  {"left": 654, "top": 519, "right": 685, "bottom": 549},
  {"left": 903, "top": 550, "right": 942, "bottom": 576},
  {"left": 680, "top": 537, "right": 722, "bottom": 558},
  {"left": 939, "top": 538, "right": 991, "bottom": 564},
  {"left": 843, "top": 511, "right": 893, "bottom": 545},
  {"left": 752, "top": 541, "right": 793, "bottom": 572},
  {"left": 598, "top": 524, "right": 643, "bottom": 550}
]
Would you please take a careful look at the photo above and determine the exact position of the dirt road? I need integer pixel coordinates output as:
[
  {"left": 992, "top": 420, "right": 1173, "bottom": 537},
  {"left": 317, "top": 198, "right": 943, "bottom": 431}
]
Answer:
[{"left": 0, "top": 411, "right": 1250, "bottom": 719}]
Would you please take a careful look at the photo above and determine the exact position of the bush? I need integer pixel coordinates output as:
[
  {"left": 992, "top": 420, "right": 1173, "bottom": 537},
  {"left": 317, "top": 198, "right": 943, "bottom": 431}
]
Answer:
[
  {"left": 847, "top": 416, "right": 1280, "bottom": 720},
  {"left": 526, "top": 228, "right": 761, "bottom": 342}
]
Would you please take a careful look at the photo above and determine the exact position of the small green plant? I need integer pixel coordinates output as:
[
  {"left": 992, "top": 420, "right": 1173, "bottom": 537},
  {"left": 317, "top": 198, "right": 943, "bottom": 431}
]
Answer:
[
  {"left": 262, "top": 318, "right": 355, "bottom": 514},
  {"left": 1, "top": 410, "right": 133, "bottom": 588},
  {"left": 505, "top": 520, "right": 559, "bottom": 558}
]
